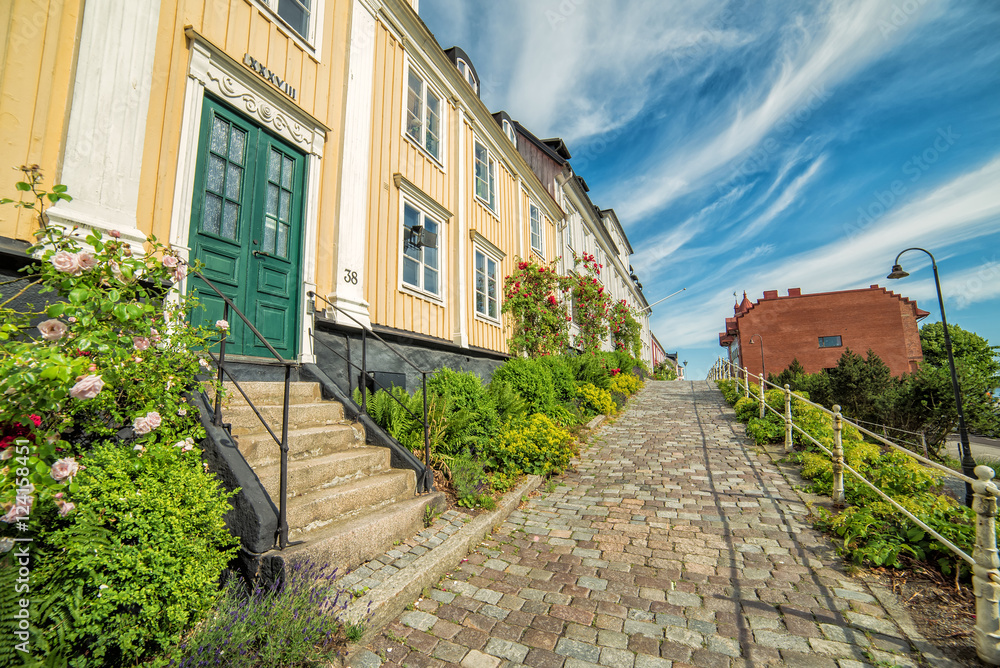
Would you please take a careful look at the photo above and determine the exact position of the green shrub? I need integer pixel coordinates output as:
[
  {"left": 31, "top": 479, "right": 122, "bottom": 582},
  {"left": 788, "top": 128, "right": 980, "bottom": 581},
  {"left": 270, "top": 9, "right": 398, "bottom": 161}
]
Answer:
[
  {"left": 35, "top": 440, "right": 238, "bottom": 665},
  {"left": 577, "top": 383, "right": 616, "bottom": 417},
  {"left": 569, "top": 355, "right": 610, "bottom": 390},
  {"left": 486, "top": 377, "right": 527, "bottom": 422},
  {"left": 746, "top": 417, "right": 783, "bottom": 444},
  {"left": 538, "top": 355, "right": 576, "bottom": 402},
  {"left": 449, "top": 450, "right": 493, "bottom": 509},
  {"left": 488, "top": 414, "right": 576, "bottom": 476},
  {"left": 716, "top": 380, "right": 740, "bottom": 405},
  {"left": 428, "top": 367, "right": 499, "bottom": 446},
  {"left": 490, "top": 358, "right": 556, "bottom": 416}
]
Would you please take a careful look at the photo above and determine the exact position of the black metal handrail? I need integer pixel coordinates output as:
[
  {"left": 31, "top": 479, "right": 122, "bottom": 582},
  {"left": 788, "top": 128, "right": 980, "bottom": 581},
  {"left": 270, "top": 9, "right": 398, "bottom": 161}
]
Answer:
[
  {"left": 190, "top": 269, "right": 298, "bottom": 550},
  {"left": 308, "top": 292, "right": 431, "bottom": 488}
]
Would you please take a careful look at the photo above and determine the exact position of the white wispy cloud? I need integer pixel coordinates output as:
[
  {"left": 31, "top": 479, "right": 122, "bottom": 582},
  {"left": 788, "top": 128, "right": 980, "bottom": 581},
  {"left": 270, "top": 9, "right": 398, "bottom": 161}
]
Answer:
[
  {"left": 613, "top": 0, "right": 923, "bottom": 223},
  {"left": 734, "top": 155, "right": 827, "bottom": 239},
  {"left": 654, "top": 155, "right": 1000, "bottom": 348}
]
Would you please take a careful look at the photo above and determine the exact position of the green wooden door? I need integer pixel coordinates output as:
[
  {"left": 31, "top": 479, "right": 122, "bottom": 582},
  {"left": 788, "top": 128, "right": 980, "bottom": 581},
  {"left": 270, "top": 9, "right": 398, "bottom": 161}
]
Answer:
[{"left": 188, "top": 97, "right": 305, "bottom": 360}]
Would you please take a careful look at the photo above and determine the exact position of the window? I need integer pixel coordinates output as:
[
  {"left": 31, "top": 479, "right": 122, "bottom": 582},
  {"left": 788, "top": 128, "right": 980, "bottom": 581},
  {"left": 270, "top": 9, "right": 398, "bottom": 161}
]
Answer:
[
  {"left": 502, "top": 119, "right": 517, "bottom": 146},
  {"left": 565, "top": 219, "right": 573, "bottom": 249},
  {"left": 456, "top": 59, "right": 478, "bottom": 93},
  {"left": 474, "top": 248, "right": 499, "bottom": 320},
  {"left": 254, "top": 0, "right": 315, "bottom": 44},
  {"left": 401, "top": 201, "right": 441, "bottom": 297},
  {"left": 818, "top": 335, "right": 842, "bottom": 348},
  {"left": 406, "top": 68, "right": 442, "bottom": 161},
  {"left": 595, "top": 247, "right": 603, "bottom": 269},
  {"left": 474, "top": 140, "right": 497, "bottom": 210},
  {"left": 529, "top": 203, "right": 543, "bottom": 256}
]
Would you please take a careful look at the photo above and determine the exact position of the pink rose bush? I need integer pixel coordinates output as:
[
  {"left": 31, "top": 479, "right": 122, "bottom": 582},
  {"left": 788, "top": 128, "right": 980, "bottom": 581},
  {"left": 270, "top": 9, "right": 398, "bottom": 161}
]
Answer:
[
  {"left": 133, "top": 336, "right": 150, "bottom": 351},
  {"left": 50, "top": 457, "right": 80, "bottom": 482}
]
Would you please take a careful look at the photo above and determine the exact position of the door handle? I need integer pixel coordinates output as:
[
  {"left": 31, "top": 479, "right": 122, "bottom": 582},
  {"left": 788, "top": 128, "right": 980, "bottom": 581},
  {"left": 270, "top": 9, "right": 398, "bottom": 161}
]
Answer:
[{"left": 252, "top": 250, "right": 270, "bottom": 258}]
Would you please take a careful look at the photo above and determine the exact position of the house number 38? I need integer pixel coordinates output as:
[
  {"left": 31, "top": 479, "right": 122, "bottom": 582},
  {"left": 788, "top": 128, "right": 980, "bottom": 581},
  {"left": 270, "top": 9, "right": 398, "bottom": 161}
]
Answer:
[{"left": 344, "top": 270, "right": 358, "bottom": 284}]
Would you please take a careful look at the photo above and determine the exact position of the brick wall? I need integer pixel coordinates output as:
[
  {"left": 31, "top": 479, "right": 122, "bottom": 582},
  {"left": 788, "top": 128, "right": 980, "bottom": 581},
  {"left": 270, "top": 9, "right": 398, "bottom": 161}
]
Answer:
[{"left": 730, "top": 286, "right": 925, "bottom": 378}]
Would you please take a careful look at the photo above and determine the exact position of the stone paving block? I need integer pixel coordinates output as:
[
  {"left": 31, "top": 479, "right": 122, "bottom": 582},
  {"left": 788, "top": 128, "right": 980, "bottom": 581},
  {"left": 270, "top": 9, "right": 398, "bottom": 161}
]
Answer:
[
  {"left": 633, "top": 656, "right": 672, "bottom": 668},
  {"left": 461, "top": 649, "right": 501, "bottom": 668},
  {"left": 556, "top": 638, "right": 601, "bottom": 663},
  {"left": 484, "top": 637, "right": 530, "bottom": 664},
  {"left": 400, "top": 611, "right": 438, "bottom": 632}
]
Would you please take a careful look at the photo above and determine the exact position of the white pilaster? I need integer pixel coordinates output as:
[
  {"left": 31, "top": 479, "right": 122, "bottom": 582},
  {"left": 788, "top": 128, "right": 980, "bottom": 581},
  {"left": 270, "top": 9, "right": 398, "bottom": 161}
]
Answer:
[
  {"left": 452, "top": 108, "right": 468, "bottom": 347},
  {"left": 48, "top": 0, "right": 162, "bottom": 251},
  {"left": 328, "top": 0, "right": 377, "bottom": 330}
]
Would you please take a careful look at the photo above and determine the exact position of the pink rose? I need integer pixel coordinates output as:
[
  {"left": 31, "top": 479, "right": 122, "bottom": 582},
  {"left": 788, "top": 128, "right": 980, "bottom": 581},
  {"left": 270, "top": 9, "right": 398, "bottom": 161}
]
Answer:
[
  {"left": 109, "top": 230, "right": 121, "bottom": 239},
  {"left": 37, "top": 319, "right": 67, "bottom": 341},
  {"left": 77, "top": 252, "right": 97, "bottom": 271},
  {"left": 172, "top": 265, "right": 186, "bottom": 283},
  {"left": 216, "top": 320, "right": 230, "bottom": 331},
  {"left": 50, "top": 457, "right": 80, "bottom": 482},
  {"left": 57, "top": 500, "right": 75, "bottom": 517},
  {"left": 0, "top": 448, "right": 13, "bottom": 461},
  {"left": 162, "top": 255, "right": 179, "bottom": 268},
  {"left": 69, "top": 374, "right": 104, "bottom": 399},
  {"left": 132, "top": 411, "right": 161, "bottom": 435},
  {"left": 133, "top": 336, "right": 150, "bottom": 351},
  {"left": 51, "top": 251, "right": 80, "bottom": 275}
]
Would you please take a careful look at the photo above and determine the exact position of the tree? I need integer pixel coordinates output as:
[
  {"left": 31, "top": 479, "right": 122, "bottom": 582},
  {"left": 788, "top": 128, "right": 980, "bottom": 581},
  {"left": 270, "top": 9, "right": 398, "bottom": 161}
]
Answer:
[
  {"left": 917, "top": 323, "right": 1000, "bottom": 438},
  {"left": 770, "top": 358, "right": 806, "bottom": 388},
  {"left": 829, "top": 348, "right": 892, "bottom": 424}
]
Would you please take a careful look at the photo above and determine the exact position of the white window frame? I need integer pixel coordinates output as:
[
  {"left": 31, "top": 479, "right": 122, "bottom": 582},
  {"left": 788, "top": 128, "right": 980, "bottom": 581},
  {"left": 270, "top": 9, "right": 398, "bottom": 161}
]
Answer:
[
  {"left": 529, "top": 202, "right": 544, "bottom": 258},
  {"left": 473, "top": 246, "right": 501, "bottom": 324},
  {"left": 250, "top": 0, "right": 324, "bottom": 59},
  {"left": 474, "top": 139, "right": 498, "bottom": 212},
  {"left": 456, "top": 59, "right": 478, "bottom": 93},
  {"left": 565, "top": 217, "right": 574, "bottom": 251},
  {"left": 399, "top": 198, "right": 444, "bottom": 302},
  {"left": 404, "top": 64, "right": 444, "bottom": 165},
  {"left": 502, "top": 119, "right": 517, "bottom": 146}
]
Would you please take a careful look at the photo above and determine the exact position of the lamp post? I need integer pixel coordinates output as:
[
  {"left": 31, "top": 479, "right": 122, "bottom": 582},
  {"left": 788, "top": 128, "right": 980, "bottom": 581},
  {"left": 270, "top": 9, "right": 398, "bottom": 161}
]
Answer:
[
  {"left": 748, "top": 334, "right": 765, "bottom": 418},
  {"left": 887, "top": 247, "right": 974, "bottom": 506}
]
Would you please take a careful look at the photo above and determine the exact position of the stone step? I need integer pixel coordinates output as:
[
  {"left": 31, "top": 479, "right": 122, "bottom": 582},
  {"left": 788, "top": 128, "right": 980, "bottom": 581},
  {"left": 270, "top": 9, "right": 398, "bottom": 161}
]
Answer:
[
  {"left": 286, "top": 469, "right": 417, "bottom": 541},
  {"left": 237, "top": 424, "right": 365, "bottom": 469},
  {"left": 255, "top": 447, "right": 391, "bottom": 500},
  {"left": 207, "top": 380, "right": 323, "bottom": 407},
  {"left": 225, "top": 402, "right": 346, "bottom": 436},
  {"left": 281, "top": 493, "right": 447, "bottom": 572}
]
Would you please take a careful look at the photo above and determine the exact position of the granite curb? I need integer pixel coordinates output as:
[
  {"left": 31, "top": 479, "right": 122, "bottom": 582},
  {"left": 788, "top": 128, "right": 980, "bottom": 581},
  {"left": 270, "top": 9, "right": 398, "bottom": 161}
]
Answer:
[{"left": 341, "top": 474, "right": 544, "bottom": 651}]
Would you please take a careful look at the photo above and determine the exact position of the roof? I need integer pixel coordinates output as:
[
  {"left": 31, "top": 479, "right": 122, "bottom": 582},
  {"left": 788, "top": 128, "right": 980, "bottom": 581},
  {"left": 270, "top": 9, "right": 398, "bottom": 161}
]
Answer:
[{"left": 512, "top": 121, "right": 568, "bottom": 166}]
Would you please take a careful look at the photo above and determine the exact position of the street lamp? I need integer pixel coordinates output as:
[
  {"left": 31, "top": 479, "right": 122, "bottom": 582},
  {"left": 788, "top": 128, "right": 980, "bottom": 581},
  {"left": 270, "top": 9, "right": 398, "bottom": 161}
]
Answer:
[
  {"left": 887, "top": 247, "right": 974, "bottom": 506},
  {"left": 748, "top": 334, "right": 765, "bottom": 418}
]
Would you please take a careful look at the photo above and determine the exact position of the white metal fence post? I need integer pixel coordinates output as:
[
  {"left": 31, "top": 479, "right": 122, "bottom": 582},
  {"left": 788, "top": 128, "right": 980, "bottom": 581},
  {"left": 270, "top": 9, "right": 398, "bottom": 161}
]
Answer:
[
  {"left": 973, "top": 465, "right": 1000, "bottom": 664},
  {"left": 784, "top": 384, "right": 793, "bottom": 452},
  {"left": 832, "top": 405, "right": 845, "bottom": 506},
  {"left": 759, "top": 373, "right": 766, "bottom": 419},
  {"left": 743, "top": 366, "right": 749, "bottom": 399}
]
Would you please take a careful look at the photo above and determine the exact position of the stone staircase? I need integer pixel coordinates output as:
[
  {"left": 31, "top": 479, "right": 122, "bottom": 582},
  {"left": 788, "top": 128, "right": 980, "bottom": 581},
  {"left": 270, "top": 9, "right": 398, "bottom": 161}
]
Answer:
[{"left": 217, "top": 380, "right": 445, "bottom": 569}]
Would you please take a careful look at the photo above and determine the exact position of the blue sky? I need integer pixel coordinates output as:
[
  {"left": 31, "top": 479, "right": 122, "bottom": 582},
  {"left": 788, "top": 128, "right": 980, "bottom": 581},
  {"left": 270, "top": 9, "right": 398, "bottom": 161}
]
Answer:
[{"left": 419, "top": 0, "right": 1000, "bottom": 378}]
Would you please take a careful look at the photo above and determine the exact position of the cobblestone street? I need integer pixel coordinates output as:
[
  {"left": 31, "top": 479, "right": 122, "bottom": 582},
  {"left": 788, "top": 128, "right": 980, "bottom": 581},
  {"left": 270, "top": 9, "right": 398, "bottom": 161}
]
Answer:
[{"left": 366, "top": 380, "right": 929, "bottom": 668}]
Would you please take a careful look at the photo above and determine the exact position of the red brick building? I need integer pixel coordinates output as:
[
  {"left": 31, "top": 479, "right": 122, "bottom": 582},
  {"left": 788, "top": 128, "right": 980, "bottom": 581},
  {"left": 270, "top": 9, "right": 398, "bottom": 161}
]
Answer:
[{"left": 718, "top": 286, "right": 929, "bottom": 379}]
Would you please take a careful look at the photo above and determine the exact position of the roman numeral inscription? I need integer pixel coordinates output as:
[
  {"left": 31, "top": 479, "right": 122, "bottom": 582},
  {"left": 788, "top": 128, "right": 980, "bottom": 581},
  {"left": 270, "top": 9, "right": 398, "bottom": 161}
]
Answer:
[{"left": 243, "top": 54, "right": 297, "bottom": 101}]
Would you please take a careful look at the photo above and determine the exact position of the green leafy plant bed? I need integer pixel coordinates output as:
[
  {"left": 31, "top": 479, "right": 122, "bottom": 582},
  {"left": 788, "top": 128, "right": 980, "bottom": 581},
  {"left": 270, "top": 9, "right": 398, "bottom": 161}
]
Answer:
[
  {"left": 359, "top": 356, "right": 646, "bottom": 512},
  {"left": 716, "top": 378, "right": 979, "bottom": 580}
]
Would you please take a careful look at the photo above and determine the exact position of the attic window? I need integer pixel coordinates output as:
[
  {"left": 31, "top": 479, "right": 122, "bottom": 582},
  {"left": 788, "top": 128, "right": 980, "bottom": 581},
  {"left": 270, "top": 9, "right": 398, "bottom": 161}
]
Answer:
[
  {"left": 456, "top": 59, "right": 478, "bottom": 94},
  {"left": 502, "top": 119, "right": 517, "bottom": 146}
]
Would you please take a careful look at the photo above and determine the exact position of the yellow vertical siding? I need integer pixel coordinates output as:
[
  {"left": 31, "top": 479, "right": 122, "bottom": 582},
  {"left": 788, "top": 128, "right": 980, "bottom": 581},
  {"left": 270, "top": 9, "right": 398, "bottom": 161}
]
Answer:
[
  {"left": 0, "top": 0, "right": 84, "bottom": 241},
  {"left": 364, "top": 21, "right": 452, "bottom": 341}
]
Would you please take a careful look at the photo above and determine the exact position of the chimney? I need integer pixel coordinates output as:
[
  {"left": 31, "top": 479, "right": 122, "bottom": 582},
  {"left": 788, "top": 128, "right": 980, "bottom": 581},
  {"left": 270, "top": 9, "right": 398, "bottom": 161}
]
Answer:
[
  {"left": 763, "top": 290, "right": 778, "bottom": 300},
  {"left": 788, "top": 288, "right": 801, "bottom": 297}
]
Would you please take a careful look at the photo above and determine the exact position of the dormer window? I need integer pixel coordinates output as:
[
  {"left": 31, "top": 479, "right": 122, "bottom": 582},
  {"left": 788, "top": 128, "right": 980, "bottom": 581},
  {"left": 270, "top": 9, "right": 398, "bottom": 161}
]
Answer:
[
  {"left": 502, "top": 120, "right": 517, "bottom": 146},
  {"left": 456, "top": 59, "right": 478, "bottom": 94}
]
